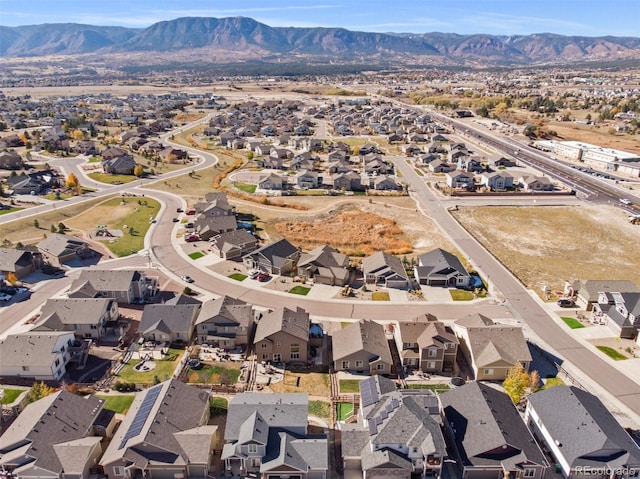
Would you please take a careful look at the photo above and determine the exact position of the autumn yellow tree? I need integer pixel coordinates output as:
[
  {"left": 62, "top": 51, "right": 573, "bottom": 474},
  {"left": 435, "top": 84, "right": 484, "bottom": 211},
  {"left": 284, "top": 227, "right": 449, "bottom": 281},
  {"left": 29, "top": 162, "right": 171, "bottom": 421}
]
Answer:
[
  {"left": 65, "top": 173, "right": 81, "bottom": 195},
  {"left": 70, "top": 129, "right": 86, "bottom": 141},
  {"left": 503, "top": 363, "right": 540, "bottom": 404},
  {"left": 133, "top": 165, "right": 145, "bottom": 177},
  {"left": 6, "top": 272, "right": 18, "bottom": 284},
  {"left": 23, "top": 381, "right": 55, "bottom": 406}
]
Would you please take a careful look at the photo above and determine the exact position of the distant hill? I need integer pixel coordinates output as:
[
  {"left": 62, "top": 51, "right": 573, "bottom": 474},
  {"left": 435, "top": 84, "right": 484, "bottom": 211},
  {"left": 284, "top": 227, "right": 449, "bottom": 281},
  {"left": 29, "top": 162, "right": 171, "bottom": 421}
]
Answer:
[{"left": 2, "top": 16, "right": 640, "bottom": 65}]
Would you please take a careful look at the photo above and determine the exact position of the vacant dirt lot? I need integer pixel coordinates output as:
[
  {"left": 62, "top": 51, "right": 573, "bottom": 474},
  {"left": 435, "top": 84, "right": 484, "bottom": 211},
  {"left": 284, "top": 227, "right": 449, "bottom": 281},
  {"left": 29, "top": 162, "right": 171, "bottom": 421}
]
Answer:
[
  {"left": 452, "top": 204, "right": 640, "bottom": 298},
  {"left": 547, "top": 121, "right": 640, "bottom": 154}
]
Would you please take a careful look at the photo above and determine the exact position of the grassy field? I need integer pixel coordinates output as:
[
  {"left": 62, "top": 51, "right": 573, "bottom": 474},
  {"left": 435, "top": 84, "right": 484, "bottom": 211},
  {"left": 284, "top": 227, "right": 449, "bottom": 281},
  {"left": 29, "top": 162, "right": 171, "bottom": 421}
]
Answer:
[
  {"left": 116, "top": 348, "right": 183, "bottom": 384},
  {"left": 450, "top": 290, "right": 474, "bottom": 301},
  {"left": 87, "top": 172, "right": 137, "bottom": 184},
  {"left": 234, "top": 182, "right": 257, "bottom": 194},
  {"left": 0, "top": 207, "right": 22, "bottom": 215},
  {"left": 229, "top": 273, "right": 247, "bottom": 281},
  {"left": 371, "top": 292, "right": 390, "bottom": 301},
  {"left": 268, "top": 371, "right": 330, "bottom": 397},
  {"left": 186, "top": 363, "right": 242, "bottom": 384},
  {"left": 309, "top": 400, "right": 331, "bottom": 418},
  {"left": 339, "top": 379, "right": 362, "bottom": 394},
  {"left": 96, "top": 394, "right": 134, "bottom": 414},
  {"left": 452, "top": 205, "right": 640, "bottom": 299},
  {"left": 188, "top": 251, "right": 205, "bottom": 260},
  {"left": 1, "top": 195, "right": 116, "bottom": 245},
  {"left": 146, "top": 164, "right": 225, "bottom": 198},
  {"left": 289, "top": 286, "right": 311, "bottom": 295},
  {"left": 66, "top": 197, "right": 160, "bottom": 257},
  {"left": 561, "top": 317, "right": 585, "bottom": 329},
  {"left": 0, "top": 388, "right": 24, "bottom": 404},
  {"left": 596, "top": 346, "right": 629, "bottom": 361},
  {"left": 337, "top": 402, "right": 354, "bottom": 421}
]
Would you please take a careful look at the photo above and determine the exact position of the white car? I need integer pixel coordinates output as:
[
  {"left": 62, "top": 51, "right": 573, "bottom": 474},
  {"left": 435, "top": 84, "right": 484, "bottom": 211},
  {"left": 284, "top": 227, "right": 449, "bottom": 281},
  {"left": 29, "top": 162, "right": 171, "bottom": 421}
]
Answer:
[
  {"left": 248, "top": 270, "right": 260, "bottom": 279},
  {"left": 0, "top": 293, "right": 11, "bottom": 302},
  {"left": 181, "top": 275, "right": 194, "bottom": 283},
  {"left": 620, "top": 198, "right": 632, "bottom": 205}
]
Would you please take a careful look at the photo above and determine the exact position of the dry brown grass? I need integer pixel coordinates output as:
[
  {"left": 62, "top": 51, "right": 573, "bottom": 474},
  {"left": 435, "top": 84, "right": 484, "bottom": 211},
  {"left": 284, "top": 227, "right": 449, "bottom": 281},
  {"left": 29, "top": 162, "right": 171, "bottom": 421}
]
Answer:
[
  {"left": 266, "top": 371, "right": 330, "bottom": 397},
  {"left": 452, "top": 204, "right": 640, "bottom": 298},
  {"left": 275, "top": 209, "right": 413, "bottom": 256},
  {"left": 546, "top": 121, "right": 640, "bottom": 154}
]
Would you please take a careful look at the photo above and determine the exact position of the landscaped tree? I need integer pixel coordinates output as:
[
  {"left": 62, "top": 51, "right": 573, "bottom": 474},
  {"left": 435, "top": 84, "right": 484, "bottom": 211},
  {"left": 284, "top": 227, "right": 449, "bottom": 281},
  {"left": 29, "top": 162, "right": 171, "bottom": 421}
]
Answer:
[
  {"left": 23, "top": 381, "right": 55, "bottom": 407},
  {"left": 57, "top": 222, "right": 67, "bottom": 233},
  {"left": 133, "top": 165, "right": 145, "bottom": 177},
  {"left": 6, "top": 272, "right": 18, "bottom": 284},
  {"left": 503, "top": 363, "right": 539, "bottom": 404},
  {"left": 33, "top": 218, "right": 39, "bottom": 229},
  {"left": 65, "top": 173, "right": 80, "bottom": 194}
]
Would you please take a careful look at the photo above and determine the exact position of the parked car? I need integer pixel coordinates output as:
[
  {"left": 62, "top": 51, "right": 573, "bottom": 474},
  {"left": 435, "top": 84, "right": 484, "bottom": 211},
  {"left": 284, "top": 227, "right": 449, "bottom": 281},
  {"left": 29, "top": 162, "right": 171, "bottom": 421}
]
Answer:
[
  {"left": 181, "top": 275, "right": 194, "bottom": 283},
  {"left": 176, "top": 208, "right": 184, "bottom": 213},
  {"left": 557, "top": 299, "right": 575, "bottom": 308},
  {"left": 185, "top": 234, "right": 200, "bottom": 242},
  {"left": 620, "top": 198, "right": 632, "bottom": 205},
  {"left": 257, "top": 273, "right": 271, "bottom": 282},
  {"left": 0, "top": 293, "right": 12, "bottom": 302},
  {"left": 248, "top": 270, "right": 260, "bottom": 279},
  {"left": 185, "top": 209, "right": 196, "bottom": 215},
  {"left": 172, "top": 217, "right": 179, "bottom": 222},
  {"left": 185, "top": 222, "right": 194, "bottom": 229}
]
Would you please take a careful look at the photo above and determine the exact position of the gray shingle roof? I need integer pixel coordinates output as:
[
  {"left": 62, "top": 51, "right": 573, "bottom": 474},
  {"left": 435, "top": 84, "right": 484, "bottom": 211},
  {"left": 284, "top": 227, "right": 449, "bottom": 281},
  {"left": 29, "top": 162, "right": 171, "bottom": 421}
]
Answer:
[
  {"left": 35, "top": 297, "right": 114, "bottom": 328},
  {"left": 527, "top": 386, "right": 640, "bottom": 470},
  {"left": 254, "top": 307, "right": 309, "bottom": 344},
  {"left": 139, "top": 300, "right": 201, "bottom": 336},
  {"left": 332, "top": 320, "right": 392, "bottom": 365},
  {"left": 37, "top": 233, "right": 87, "bottom": 257},
  {"left": 195, "top": 295, "right": 252, "bottom": 328},
  {"left": 0, "top": 248, "right": 34, "bottom": 273},
  {"left": 417, "top": 248, "right": 469, "bottom": 278},
  {"left": 69, "top": 269, "right": 142, "bottom": 295},
  {"left": 0, "top": 331, "right": 74, "bottom": 370},
  {"left": 440, "top": 382, "right": 547, "bottom": 469}
]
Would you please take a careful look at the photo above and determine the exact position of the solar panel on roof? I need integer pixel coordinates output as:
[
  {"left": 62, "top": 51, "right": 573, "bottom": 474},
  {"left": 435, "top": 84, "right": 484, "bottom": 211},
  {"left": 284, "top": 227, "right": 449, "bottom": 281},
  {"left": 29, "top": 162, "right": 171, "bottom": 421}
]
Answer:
[
  {"left": 360, "top": 379, "right": 379, "bottom": 408},
  {"left": 118, "top": 384, "right": 162, "bottom": 449}
]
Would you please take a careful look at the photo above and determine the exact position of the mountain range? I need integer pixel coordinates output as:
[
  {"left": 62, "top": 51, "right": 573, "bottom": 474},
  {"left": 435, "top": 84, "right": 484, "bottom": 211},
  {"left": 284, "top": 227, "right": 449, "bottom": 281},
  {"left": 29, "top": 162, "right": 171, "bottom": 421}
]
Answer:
[{"left": 2, "top": 16, "right": 640, "bottom": 66}]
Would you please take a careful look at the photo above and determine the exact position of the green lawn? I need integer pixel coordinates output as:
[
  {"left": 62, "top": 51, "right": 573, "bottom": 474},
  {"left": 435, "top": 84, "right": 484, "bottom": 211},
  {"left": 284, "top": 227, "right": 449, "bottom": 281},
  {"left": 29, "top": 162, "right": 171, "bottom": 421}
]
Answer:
[
  {"left": 229, "top": 273, "right": 247, "bottom": 281},
  {"left": 96, "top": 394, "right": 134, "bottom": 414},
  {"left": 561, "top": 317, "right": 585, "bottom": 329},
  {"left": 185, "top": 363, "right": 242, "bottom": 385},
  {"left": 0, "top": 207, "right": 22, "bottom": 215},
  {"left": 414, "top": 168, "right": 424, "bottom": 176},
  {"left": 88, "top": 156, "right": 102, "bottom": 163},
  {"left": 100, "top": 198, "right": 160, "bottom": 257},
  {"left": 88, "top": 172, "right": 137, "bottom": 184},
  {"left": 339, "top": 379, "right": 362, "bottom": 394},
  {"left": 371, "top": 292, "right": 390, "bottom": 301},
  {"left": 596, "top": 346, "right": 629, "bottom": 361},
  {"left": 116, "top": 348, "right": 184, "bottom": 384},
  {"left": 541, "top": 376, "right": 565, "bottom": 390},
  {"left": 450, "top": 289, "right": 474, "bottom": 301},
  {"left": 309, "top": 400, "right": 331, "bottom": 418},
  {"left": 234, "top": 182, "right": 257, "bottom": 194},
  {"left": 289, "top": 286, "right": 311, "bottom": 296},
  {"left": 188, "top": 251, "right": 205, "bottom": 260},
  {"left": 406, "top": 383, "right": 451, "bottom": 393},
  {"left": 337, "top": 402, "right": 354, "bottom": 421},
  {"left": 0, "top": 388, "right": 25, "bottom": 404},
  {"left": 210, "top": 396, "right": 228, "bottom": 414}
]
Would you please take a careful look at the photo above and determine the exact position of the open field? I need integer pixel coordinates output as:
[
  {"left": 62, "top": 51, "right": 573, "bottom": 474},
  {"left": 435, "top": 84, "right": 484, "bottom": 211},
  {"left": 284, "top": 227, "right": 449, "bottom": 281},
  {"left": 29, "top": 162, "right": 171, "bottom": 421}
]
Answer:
[
  {"left": 452, "top": 204, "right": 640, "bottom": 299},
  {"left": 145, "top": 164, "right": 225, "bottom": 202},
  {"left": 0, "top": 195, "right": 116, "bottom": 245},
  {"left": 66, "top": 197, "right": 160, "bottom": 256},
  {"left": 543, "top": 121, "right": 640, "bottom": 155}
]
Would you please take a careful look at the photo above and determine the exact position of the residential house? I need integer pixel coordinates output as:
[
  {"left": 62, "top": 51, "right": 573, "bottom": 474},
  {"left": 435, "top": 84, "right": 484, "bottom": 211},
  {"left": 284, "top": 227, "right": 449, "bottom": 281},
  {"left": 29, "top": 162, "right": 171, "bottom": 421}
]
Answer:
[
  {"left": 445, "top": 171, "right": 475, "bottom": 189},
  {"left": 254, "top": 307, "right": 310, "bottom": 364},
  {"left": 75, "top": 141, "right": 100, "bottom": 156},
  {"left": 0, "top": 331, "right": 78, "bottom": 381},
  {"left": 342, "top": 375, "right": 447, "bottom": 478},
  {"left": 6, "top": 170, "right": 58, "bottom": 195},
  {"left": 364, "top": 158, "right": 392, "bottom": 176},
  {"left": 370, "top": 175, "right": 401, "bottom": 191},
  {"left": 297, "top": 245, "right": 350, "bottom": 286},
  {"left": 490, "top": 157, "right": 517, "bottom": 168},
  {"left": 195, "top": 296, "right": 254, "bottom": 348},
  {"left": 222, "top": 393, "right": 327, "bottom": 478},
  {"left": 194, "top": 214, "right": 238, "bottom": 241},
  {"left": 591, "top": 291, "right": 640, "bottom": 339},
  {"left": 258, "top": 173, "right": 285, "bottom": 191},
  {"left": 362, "top": 251, "right": 410, "bottom": 289},
  {"left": 332, "top": 320, "right": 393, "bottom": 375},
  {"left": 414, "top": 248, "right": 471, "bottom": 288},
  {"left": 454, "top": 314, "right": 532, "bottom": 381},
  {"left": 68, "top": 269, "right": 158, "bottom": 303},
  {"left": 396, "top": 315, "right": 458, "bottom": 373},
  {"left": 332, "top": 171, "right": 362, "bottom": 191},
  {"left": 571, "top": 279, "right": 640, "bottom": 311},
  {"left": 417, "top": 154, "right": 439, "bottom": 165},
  {"left": 101, "top": 146, "right": 128, "bottom": 160},
  {"left": 327, "top": 150, "right": 348, "bottom": 162},
  {"left": 296, "top": 170, "right": 322, "bottom": 189},
  {"left": 0, "top": 150, "right": 24, "bottom": 169},
  {"left": 457, "top": 157, "right": 483, "bottom": 173},
  {"left": 440, "top": 382, "right": 548, "bottom": 479},
  {"left": 36, "top": 233, "right": 90, "bottom": 267},
  {"left": 518, "top": 175, "right": 554, "bottom": 191},
  {"left": 211, "top": 229, "right": 258, "bottom": 260},
  {"left": 33, "top": 297, "right": 119, "bottom": 340},
  {"left": 160, "top": 147, "right": 188, "bottom": 163},
  {"left": 0, "top": 391, "right": 114, "bottom": 478},
  {"left": 0, "top": 248, "right": 42, "bottom": 279},
  {"left": 428, "top": 159, "right": 454, "bottom": 173},
  {"left": 243, "top": 238, "right": 301, "bottom": 275},
  {"left": 138, "top": 295, "right": 202, "bottom": 343},
  {"left": 525, "top": 386, "right": 640, "bottom": 479},
  {"left": 480, "top": 171, "right": 514, "bottom": 191},
  {"left": 102, "top": 155, "right": 137, "bottom": 175},
  {"left": 100, "top": 380, "right": 217, "bottom": 479}
]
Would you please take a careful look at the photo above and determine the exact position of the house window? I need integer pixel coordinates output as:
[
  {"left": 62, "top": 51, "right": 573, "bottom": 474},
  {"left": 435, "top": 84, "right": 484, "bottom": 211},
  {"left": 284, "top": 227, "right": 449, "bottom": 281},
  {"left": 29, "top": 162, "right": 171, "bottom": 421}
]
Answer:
[
  {"left": 355, "top": 360, "right": 364, "bottom": 368},
  {"left": 273, "top": 354, "right": 281, "bottom": 361},
  {"left": 113, "top": 466, "right": 124, "bottom": 476},
  {"left": 341, "top": 361, "right": 349, "bottom": 369},
  {"left": 276, "top": 341, "right": 281, "bottom": 348},
  {"left": 523, "top": 469, "right": 535, "bottom": 478},
  {"left": 428, "top": 348, "right": 438, "bottom": 358},
  {"left": 261, "top": 343, "right": 268, "bottom": 349},
  {"left": 376, "top": 364, "right": 385, "bottom": 371},
  {"left": 248, "top": 444, "right": 258, "bottom": 454},
  {"left": 445, "top": 343, "right": 455, "bottom": 349},
  {"left": 90, "top": 324, "right": 98, "bottom": 330},
  {"left": 290, "top": 343, "right": 300, "bottom": 360},
  {"left": 412, "top": 447, "right": 419, "bottom": 454},
  {"left": 427, "top": 361, "right": 436, "bottom": 369},
  {"left": 250, "top": 457, "right": 261, "bottom": 468},
  {"left": 22, "top": 366, "right": 30, "bottom": 372},
  {"left": 54, "top": 359, "right": 60, "bottom": 367},
  {"left": 484, "top": 369, "right": 494, "bottom": 376},
  {"left": 262, "top": 354, "right": 269, "bottom": 361}
]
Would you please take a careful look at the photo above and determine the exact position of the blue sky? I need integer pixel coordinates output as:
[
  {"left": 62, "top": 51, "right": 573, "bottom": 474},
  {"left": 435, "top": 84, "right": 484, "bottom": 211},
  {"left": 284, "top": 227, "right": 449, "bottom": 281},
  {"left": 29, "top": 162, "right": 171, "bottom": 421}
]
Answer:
[{"left": 1, "top": 0, "right": 639, "bottom": 36}]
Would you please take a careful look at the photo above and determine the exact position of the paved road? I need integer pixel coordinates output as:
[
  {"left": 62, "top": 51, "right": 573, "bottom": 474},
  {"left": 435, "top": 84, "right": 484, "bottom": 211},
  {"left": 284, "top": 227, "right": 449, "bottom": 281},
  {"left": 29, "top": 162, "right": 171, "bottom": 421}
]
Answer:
[{"left": 391, "top": 155, "right": 640, "bottom": 415}]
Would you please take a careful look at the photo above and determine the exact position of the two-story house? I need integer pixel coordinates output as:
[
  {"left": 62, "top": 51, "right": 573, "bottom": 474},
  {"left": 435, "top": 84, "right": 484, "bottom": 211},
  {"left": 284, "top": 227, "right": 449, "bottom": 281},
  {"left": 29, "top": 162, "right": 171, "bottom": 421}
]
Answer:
[
  {"left": 591, "top": 291, "right": 640, "bottom": 339},
  {"left": 33, "top": 297, "right": 119, "bottom": 340},
  {"left": 332, "top": 320, "right": 393, "bottom": 375},
  {"left": 243, "top": 239, "right": 301, "bottom": 276},
  {"left": 254, "top": 307, "right": 310, "bottom": 364},
  {"left": 195, "top": 296, "right": 254, "bottom": 349},
  {"left": 68, "top": 269, "right": 158, "bottom": 303},
  {"left": 396, "top": 315, "right": 458, "bottom": 374}
]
